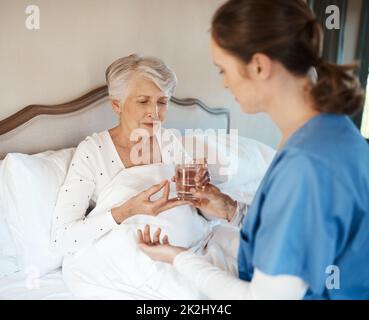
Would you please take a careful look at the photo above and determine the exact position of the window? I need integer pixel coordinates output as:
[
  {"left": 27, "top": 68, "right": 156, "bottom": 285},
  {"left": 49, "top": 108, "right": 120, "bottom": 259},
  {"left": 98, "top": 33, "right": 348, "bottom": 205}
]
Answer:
[{"left": 360, "top": 72, "right": 369, "bottom": 138}]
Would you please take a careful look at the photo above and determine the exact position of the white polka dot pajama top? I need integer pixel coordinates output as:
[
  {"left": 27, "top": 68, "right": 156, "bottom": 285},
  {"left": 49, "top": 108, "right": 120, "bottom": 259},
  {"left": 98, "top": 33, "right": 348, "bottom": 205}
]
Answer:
[{"left": 51, "top": 128, "right": 187, "bottom": 255}]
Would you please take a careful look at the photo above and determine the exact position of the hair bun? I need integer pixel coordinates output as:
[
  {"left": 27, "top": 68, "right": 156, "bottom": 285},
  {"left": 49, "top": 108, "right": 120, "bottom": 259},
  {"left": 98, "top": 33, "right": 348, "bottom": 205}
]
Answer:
[{"left": 312, "top": 62, "right": 364, "bottom": 115}]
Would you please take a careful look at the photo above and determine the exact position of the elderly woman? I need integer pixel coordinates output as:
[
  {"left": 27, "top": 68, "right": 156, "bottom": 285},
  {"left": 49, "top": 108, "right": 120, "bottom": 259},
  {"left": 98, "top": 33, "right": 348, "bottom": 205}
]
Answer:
[
  {"left": 51, "top": 55, "right": 211, "bottom": 299},
  {"left": 51, "top": 54, "right": 209, "bottom": 254}
]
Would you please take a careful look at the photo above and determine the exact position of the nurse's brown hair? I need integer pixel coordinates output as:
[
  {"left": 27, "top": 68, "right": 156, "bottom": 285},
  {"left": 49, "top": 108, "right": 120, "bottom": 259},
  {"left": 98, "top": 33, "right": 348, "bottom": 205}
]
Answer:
[{"left": 211, "top": 0, "right": 363, "bottom": 115}]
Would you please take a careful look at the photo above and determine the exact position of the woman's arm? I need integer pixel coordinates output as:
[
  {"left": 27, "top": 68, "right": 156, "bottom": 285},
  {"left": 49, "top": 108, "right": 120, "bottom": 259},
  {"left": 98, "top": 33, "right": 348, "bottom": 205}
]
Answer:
[
  {"left": 51, "top": 140, "right": 118, "bottom": 255},
  {"left": 173, "top": 251, "right": 308, "bottom": 300},
  {"left": 52, "top": 140, "right": 192, "bottom": 255}
]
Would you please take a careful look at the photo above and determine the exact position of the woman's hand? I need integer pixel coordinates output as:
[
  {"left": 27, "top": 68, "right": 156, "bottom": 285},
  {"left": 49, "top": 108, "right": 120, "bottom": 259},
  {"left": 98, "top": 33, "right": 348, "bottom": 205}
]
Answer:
[
  {"left": 137, "top": 225, "right": 186, "bottom": 264},
  {"left": 112, "top": 180, "right": 190, "bottom": 224},
  {"left": 189, "top": 183, "right": 237, "bottom": 222}
]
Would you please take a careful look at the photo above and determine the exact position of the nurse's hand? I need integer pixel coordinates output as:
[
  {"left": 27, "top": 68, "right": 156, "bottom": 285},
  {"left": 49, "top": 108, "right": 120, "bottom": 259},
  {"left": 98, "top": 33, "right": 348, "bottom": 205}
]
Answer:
[
  {"left": 137, "top": 225, "right": 186, "bottom": 264},
  {"left": 188, "top": 183, "right": 237, "bottom": 222},
  {"left": 171, "top": 157, "right": 210, "bottom": 187},
  {"left": 193, "top": 158, "right": 211, "bottom": 187}
]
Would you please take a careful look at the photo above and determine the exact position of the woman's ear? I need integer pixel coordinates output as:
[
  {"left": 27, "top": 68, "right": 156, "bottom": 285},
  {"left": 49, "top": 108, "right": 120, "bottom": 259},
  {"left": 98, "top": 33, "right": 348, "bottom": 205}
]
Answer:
[
  {"left": 111, "top": 100, "right": 121, "bottom": 114},
  {"left": 251, "top": 53, "right": 272, "bottom": 80}
]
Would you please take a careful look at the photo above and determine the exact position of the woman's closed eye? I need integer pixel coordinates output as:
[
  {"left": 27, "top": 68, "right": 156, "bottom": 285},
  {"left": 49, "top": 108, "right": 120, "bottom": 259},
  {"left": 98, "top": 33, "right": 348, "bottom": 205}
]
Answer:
[{"left": 137, "top": 99, "right": 167, "bottom": 106}]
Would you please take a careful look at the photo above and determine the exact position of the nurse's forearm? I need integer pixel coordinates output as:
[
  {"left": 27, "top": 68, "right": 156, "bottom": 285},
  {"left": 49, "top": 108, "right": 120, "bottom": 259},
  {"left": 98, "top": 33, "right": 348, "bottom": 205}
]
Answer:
[
  {"left": 173, "top": 251, "right": 253, "bottom": 299},
  {"left": 225, "top": 200, "right": 237, "bottom": 222},
  {"left": 173, "top": 251, "right": 308, "bottom": 300}
]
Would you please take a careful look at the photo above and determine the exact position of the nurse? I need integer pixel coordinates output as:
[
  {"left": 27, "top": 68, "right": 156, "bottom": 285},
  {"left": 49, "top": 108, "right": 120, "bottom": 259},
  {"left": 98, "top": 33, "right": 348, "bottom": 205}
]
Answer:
[{"left": 137, "top": 0, "right": 369, "bottom": 299}]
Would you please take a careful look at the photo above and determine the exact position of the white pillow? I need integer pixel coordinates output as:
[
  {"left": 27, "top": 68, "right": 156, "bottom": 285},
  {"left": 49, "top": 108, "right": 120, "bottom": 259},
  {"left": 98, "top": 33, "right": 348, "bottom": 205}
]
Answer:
[
  {"left": 214, "top": 135, "right": 275, "bottom": 204},
  {"left": 0, "top": 148, "right": 75, "bottom": 277},
  {"left": 0, "top": 159, "right": 19, "bottom": 278}
]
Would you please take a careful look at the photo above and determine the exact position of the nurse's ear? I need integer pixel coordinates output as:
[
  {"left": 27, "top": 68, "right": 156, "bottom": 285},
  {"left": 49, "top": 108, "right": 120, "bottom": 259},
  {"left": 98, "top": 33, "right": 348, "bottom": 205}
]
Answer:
[{"left": 250, "top": 53, "right": 272, "bottom": 80}]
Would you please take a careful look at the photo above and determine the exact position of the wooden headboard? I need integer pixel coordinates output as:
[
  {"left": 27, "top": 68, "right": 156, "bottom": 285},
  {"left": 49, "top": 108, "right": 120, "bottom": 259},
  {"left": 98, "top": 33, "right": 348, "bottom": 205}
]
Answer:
[{"left": 0, "top": 86, "right": 230, "bottom": 159}]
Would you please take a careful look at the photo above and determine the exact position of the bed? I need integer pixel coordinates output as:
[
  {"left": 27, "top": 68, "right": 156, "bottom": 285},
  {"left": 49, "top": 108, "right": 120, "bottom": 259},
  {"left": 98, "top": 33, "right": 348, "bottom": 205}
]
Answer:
[
  {"left": 0, "top": 85, "right": 275, "bottom": 300},
  {"left": 0, "top": 270, "right": 74, "bottom": 300}
]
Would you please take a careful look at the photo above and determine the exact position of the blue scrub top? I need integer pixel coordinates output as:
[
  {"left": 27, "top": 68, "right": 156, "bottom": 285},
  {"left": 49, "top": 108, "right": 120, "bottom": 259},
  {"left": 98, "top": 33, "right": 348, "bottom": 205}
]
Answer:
[{"left": 238, "top": 113, "right": 369, "bottom": 299}]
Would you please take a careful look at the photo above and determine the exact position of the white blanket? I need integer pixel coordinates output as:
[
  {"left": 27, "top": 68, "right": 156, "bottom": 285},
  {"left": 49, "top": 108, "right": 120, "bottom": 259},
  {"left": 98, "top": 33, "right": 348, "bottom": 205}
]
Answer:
[{"left": 62, "top": 163, "right": 214, "bottom": 299}]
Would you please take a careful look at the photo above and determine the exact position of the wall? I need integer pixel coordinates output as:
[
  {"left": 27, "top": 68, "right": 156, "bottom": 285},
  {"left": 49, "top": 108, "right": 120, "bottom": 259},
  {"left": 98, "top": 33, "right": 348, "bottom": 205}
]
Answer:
[{"left": 0, "top": 0, "right": 281, "bottom": 149}]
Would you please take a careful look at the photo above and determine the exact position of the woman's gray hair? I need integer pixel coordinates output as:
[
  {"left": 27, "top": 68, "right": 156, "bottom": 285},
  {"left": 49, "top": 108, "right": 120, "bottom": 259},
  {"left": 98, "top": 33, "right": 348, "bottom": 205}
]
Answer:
[{"left": 105, "top": 54, "right": 178, "bottom": 102}]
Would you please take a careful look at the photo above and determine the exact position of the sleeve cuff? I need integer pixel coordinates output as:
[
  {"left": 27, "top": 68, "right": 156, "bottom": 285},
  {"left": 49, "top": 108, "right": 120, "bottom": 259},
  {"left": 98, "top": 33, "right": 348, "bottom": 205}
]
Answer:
[
  {"left": 229, "top": 201, "right": 247, "bottom": 226},
  {"left": 106, "top": 209, "right": 120, "bottom": 227}
]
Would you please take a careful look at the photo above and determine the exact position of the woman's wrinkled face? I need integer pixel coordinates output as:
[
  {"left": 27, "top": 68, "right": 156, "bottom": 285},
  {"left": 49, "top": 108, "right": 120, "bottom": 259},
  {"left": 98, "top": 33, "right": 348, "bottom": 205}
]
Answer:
[
  {"left": 113, "top": 75, "right": 169, "bottom": 137},
  {"left": 210, "top": 37, "right": 268, "bottom": 114}
]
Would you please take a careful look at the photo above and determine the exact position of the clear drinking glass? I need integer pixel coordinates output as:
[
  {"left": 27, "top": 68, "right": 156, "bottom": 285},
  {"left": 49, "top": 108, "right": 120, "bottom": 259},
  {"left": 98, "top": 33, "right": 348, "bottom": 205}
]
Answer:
[{"left": 175, "top": 160, "right": 207, "bottom": 200}]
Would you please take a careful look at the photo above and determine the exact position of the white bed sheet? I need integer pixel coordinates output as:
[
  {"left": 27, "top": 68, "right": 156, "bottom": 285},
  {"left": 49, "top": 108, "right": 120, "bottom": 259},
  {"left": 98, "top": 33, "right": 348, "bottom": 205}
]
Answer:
[
  {"left": 0, "top": 269, "right": 159, "bottom": 300},
  {"left": 0, "top": 269, "right": 76, "bottom": 300}
]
